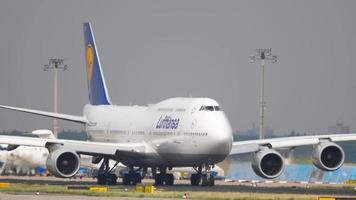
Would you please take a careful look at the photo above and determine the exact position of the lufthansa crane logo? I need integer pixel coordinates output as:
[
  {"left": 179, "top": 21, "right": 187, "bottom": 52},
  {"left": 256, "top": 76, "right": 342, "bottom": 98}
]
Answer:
[{"left": 86, "top": 44, "right": 94, "bottom": 83}]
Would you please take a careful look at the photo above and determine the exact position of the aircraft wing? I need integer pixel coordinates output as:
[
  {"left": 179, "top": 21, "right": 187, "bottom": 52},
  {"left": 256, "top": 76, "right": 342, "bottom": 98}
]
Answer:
[
  {"left": 0, "top": 105, "right": 88, "bottom": 124},
  {"left": 0, "top": 135, "right": 147, "bottom": 157},
  {"left": 230, "top": 133, "right": 356, "bottom": 155}
]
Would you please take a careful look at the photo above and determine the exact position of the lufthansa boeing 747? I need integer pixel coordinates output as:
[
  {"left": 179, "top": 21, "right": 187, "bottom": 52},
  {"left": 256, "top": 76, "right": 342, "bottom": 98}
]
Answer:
[{"left": 0, "top": 23, "right": 356, "bottom": 186}]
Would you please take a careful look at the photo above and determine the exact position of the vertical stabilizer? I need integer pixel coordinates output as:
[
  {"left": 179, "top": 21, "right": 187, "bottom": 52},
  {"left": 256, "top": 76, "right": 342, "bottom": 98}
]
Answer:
[{"left": 83, "top": 22, "right": 111, "bottom": 105}]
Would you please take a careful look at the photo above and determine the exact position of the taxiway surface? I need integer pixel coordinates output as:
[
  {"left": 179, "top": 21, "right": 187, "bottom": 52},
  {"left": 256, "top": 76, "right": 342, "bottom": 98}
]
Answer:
[{"left": 0, "top": 176, "right": 356, "bottom": 197}]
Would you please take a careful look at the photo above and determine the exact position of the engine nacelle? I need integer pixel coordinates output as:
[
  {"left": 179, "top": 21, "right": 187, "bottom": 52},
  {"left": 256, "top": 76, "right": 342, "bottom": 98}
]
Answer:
[
  {"left": 251, "top": 148, "right": 284, "bottom": 179},
  {"left": 46, "top": 148, "right": 80, "bottom": 178},
  {"left": 312, "top": 141, "right": 344, "bottom": 171}
]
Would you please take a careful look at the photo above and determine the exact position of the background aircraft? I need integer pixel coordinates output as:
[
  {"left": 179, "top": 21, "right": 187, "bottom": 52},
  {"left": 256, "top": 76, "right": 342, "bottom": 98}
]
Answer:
[{"left": 0, "top": 145, "right": 47, "bottom": 176}]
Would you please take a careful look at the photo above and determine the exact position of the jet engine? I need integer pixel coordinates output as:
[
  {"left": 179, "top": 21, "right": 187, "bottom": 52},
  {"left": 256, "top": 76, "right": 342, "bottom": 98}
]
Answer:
[
  {"left": 312, "top": 141, "right": 344, "bottom": 171},
  {"left": 46, "top": 148, "right": 80, "bottom": 178},
  {"left": 251, "top": 148, "right": 284, "bottom": 179}
]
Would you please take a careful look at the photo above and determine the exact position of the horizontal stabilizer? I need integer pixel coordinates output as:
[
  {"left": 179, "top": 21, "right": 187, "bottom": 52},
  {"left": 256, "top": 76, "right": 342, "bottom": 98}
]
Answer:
[{"left": 0, "top": 105, "right": 88, "bottom": 124}]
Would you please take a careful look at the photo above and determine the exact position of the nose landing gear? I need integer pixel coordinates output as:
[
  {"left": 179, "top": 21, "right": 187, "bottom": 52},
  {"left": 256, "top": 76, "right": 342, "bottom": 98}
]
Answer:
[
  {"left": 201, "top": 173, "right": 215, "bottom": 187},
  {"left": 190, "top": 164, "right": 215, "bottom": 187},
  {"left": 190, "top": 173, "right": 201, "bottom": 186}
]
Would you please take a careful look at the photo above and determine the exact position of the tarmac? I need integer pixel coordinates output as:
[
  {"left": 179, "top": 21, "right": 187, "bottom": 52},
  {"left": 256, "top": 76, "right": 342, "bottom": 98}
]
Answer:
[
  {"left": 0, "top": 176, "right": 356, "bottom": 199},
  {"left": 0, "top": 193, "right": 172, "bottom": 200}
]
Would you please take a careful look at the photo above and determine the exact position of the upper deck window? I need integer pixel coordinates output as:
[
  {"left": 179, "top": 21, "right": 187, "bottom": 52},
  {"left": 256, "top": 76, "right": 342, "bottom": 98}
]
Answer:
[{"left": 199, "top": 106, "right": 222, "bottom": 111}]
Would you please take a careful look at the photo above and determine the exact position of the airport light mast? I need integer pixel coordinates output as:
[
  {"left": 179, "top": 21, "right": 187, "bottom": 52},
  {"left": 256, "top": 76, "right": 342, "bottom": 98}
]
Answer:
[
  {"left": 44, "top": 58, "right": 68, "bottom": 138},
  {"left": 250, "top": 49, "right": 277, "bottom": 139}
]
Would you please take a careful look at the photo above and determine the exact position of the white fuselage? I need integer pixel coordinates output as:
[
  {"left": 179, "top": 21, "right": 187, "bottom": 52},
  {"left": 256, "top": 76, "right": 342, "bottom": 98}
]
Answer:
[{"left": 84, "top": 97, "right": 233, "bottom": 167}]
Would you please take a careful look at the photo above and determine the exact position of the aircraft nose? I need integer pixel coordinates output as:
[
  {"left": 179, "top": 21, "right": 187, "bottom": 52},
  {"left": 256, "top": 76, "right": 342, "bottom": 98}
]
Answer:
[{"left": 209, "top": 113, "right": 233, "bottom": 155}]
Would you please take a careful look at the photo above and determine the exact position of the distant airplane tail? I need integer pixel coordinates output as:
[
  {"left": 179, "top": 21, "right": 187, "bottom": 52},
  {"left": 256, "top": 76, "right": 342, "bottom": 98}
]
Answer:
[{"left": 83, "top": 22, "right": 111, "bottom": 105}]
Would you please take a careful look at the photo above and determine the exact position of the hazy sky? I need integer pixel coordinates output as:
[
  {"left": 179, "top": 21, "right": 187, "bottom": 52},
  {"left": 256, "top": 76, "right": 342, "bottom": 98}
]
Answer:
[{"left": 0, "top": 0, "right": 355, "bottom": 134}]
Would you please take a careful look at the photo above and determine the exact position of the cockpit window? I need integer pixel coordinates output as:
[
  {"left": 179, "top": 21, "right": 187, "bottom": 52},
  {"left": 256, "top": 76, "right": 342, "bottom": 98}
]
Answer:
[
  {"left": 199, "top": 106, "right": 207, "bottom": 111},
  {"left": 199, "top": 106, "right": 222, "bottom": 111},
  {"left": 205, "top": 106, "right": 214, "bottom": 111}
]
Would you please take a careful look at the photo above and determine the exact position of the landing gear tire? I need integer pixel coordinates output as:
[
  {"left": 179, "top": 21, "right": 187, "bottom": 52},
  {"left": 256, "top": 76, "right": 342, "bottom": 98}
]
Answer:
[
  {"left": 122, "top": 174, "right": 131, "bottom": 185},
  {"left": 165, "top": 173, "right": 174, "bottom": 186},
  {"left": 107, "top": 174, "right": 117, "bottom": 185},
  {"left": 155, "top": 174, "right": 164, "bottom": 186},
  {"left": 208, "top": 175, "right": 215, "bottom": 186},
  {"left": 123, "top": 173, "right": 142, "bottom": 185},
  {"left": 201, "top": 174, "right": 208, "bottom": 187},
  {"left": 132, "top": 173, "right": 142, "bottom": 185},
  {"left": 97, "top": 174, "right": 107, "bottom": 185},
  {"left": 190, "top": 174, "right": 201, "bottom": 186},
  {"left": 201, "top": 174, "right": 214, "bottom": 187},
  {"left": 97, "top": 173, "right": 117, "bottom": 185},
  {"left": 96, "top": 158, "right": 120, "bottom": 185}
]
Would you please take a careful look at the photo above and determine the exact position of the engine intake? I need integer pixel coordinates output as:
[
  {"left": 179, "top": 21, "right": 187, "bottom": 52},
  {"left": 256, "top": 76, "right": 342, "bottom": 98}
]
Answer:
[
  {"left": 312, "top": 141, "right": 344, "bottom": 171},
  {"left": 46, "top": 148, "right": 80, "bottom": 178},
  {"left": 251, "top": 148, "right": 284, "bottom": 179}
]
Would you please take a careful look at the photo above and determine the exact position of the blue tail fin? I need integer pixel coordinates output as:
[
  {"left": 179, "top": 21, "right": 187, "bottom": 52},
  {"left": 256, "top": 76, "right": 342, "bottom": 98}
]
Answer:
[{"left": 83, "top": 22, "right": 111, "bottom": 105}]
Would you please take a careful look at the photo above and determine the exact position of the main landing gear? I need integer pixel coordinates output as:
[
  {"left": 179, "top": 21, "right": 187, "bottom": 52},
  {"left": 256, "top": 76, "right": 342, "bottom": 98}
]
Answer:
[
  {"left": 190, "top": 164, "right": 215, "bottom": 187},
  {"left": 122, "top": 166, "right": 145, "bottom": 185},
  {"left": 153, "top": 167, "right": 174, "bottom": 186},
  {"left": 96, "top": 158, "right": 119, "bottom": 185},
  {"left": 96, "top": 158, "right": 145, "bottom": 186}
]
